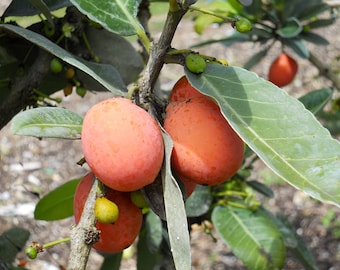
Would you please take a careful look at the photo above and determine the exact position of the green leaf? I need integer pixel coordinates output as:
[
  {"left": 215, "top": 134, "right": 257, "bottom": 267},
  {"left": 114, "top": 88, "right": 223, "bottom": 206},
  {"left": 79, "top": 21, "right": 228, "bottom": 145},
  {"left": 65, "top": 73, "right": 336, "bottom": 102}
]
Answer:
[
  {"left": 212, "top": 206, "right": 286, "bottom": 270},
  {"left": 186, "top": 64, "right": 340, "bottom": 207},
  {"left": 283, "top": 37, "right": 309, "bottom": 58},
  {"left": 272, "top": 214, "right": 318, "bottom": 270},
  {"left": 243, "top": 47, "right": 269, "bottom": 70},
  {"left": 161, "top": 130, "right": 191, "bottom": 270},
  {"left": 307, "top": 18, "right": 336, "bottom": 29},
  {"left": 100, "top": 252, "right": 122, "bottom": 270},
  {"left": 247, "top": 180, "right": 274, "bottom": 198},
  {"left": 137, "top": 227, "right": 162, "bottom": 270},
  {"left": 185, "top": 185, "right": 213, "bottom": 217},
  {"left": 193, "top": 1, "right": 242, "bottom": 34},
  {"left": 300, "top": 32, "right": 329, "bottom": 46},
  {"left": 296, "top": 3, "right": 329, "bottom": 21},
  {"left": 145, "top": 211, "right": 163, "bottom": 253},
  {"left": 11, "top": 107, "right": 83, "bottom": 139},
  {"left": 0, "top": 227, "right": 30, "bottom": 263},
  {"left": 0, "top": 24, "right": 127, "bottom": 95},
  {"left": 70, "top": 0, "right": 142, "bottom": 36},
  {"left": 298, "top": 88, "right": 333, "bottom": 114},
  {"left": 3, "top": 0, "right": 70, "bottom": 16},
  {"left": 34, "top": 178, "right": 80, "bottom": 220},
  {"left": 28, "top": 0, "right": 54, "bottom": 27},
  {"left": 276, "top": 17, "right": 302, "bottom": 38}
]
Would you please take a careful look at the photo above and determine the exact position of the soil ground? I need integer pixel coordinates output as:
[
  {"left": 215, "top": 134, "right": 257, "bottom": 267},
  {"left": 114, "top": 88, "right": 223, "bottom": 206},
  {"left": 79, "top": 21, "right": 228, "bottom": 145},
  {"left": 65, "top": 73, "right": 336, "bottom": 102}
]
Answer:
[{"left": 1, "top": 4, "right": 340, "bottom": 270}]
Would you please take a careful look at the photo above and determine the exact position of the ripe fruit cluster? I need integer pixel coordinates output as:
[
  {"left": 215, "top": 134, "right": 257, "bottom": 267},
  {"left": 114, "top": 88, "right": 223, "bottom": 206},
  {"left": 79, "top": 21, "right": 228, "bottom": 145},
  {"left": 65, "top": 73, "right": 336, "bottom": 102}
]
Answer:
[
  {"left": 74, "top": 173, "right": 143, "bottom": 253},
  {"left": 268, "top": 53, "right": 298, "bottom": 87},
  {"left": 164, "top": 76, "right": 244, "bottom": 193}
]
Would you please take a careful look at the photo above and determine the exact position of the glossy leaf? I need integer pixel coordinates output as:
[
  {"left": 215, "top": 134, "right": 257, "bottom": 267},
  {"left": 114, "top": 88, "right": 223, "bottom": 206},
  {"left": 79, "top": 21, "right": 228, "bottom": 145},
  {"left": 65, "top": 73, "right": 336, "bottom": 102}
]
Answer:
[
  {"left": 308, "top": 18, "right": 336, "bottom": 29},
  {"left": 146, "top": 211, "right": 163, "bottom": 253},
  {"left": 296, "top": 3, "right": 329, "bottom": 21},
  {"left": 247, "top": 180, "right": 274, "bottom": 198},
  {"left": 301, "top": 32, "right": 329, "bottom": 46},
  {"left": 0, "top": 24, "right": 127, "bottom": 95},
  {"left": 34, "top": 178, "right": 80, "bottom": 220},
  {"left": 243, "top": 47, "right": 269, "bottom": 70},
  {"left": 186, "top": 64, "right": 340, "bottom": 207},
  {"left": 185, "top": 185, "right": 213, "bottom": 217},
  {"left": 11, "top": 107, "right": 83, "bottom": 139},
  {"left": 283, "top": 37, "right": 309, "bottom": 58},
  {"left": 3, "top": 0, "right": 70, "bottom": 16},
  {"left": 0, "top": 227, "right": 30, "bottom": 263},
  {"left": 212, "top": 206, "right": 286, "bottom": 269},
  {"left": 28, "top": 0, "right": 54, "bottom": 27},
  {"left": 70, "top": 0, "right": 142, "bottom": 36},
  {"left": 161, "top": 130, "right": 191, "bottom": 270},
  {"left": 298, "top": 88, "right": 332, "bottom": 114},
  {"left": 137, "top": 227, "right": 161, "bottom": 270},
  {"left": 193, "top": 1, "right": 242, "bottom": 34},
  {"left": 276, "top": 17, "right": 302, "bottom": 38}
]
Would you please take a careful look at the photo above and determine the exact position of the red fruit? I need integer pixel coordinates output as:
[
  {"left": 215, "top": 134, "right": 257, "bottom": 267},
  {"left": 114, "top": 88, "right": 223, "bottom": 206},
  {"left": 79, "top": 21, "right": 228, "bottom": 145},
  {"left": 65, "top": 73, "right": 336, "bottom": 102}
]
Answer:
[
  {"left": 268, "top": 53, "right": 298, "bottom": 87},
  {"left": 169, "top": 76, "right": 204, "bottom": 102},
  {"left": 164, "top": 96, "right": 244, "bottom": 186},
  {"left": 73, "top": 173, "right": 143, "bottom": 254},
  {"left": 81, "top": 97, "right": 164, "bottom": 192}
]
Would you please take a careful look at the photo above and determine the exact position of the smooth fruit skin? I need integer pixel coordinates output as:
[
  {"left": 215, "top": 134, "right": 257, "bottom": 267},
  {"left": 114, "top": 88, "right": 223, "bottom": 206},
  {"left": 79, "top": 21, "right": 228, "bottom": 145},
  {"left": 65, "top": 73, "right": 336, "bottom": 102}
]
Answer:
[
  {"left": 94, "top": 197, "right": 119, "bottom": 224},
  {"left": 268, "top": 53, "right": 298, "bottom": 87},
  {"left": 185, "top": 54, "right": 207, "bottom": 74},
  {"left": 74, "top": 173, "right": 143, "bottom": 254},
  {"left": 169, "top": 76, "right": 204, "bottom": 102},
  {"left": 164, "top": 97, "right": 244, "bottom": 186},
  {"left": 81, "top": 97, "right": 164, "bottom": 192}
]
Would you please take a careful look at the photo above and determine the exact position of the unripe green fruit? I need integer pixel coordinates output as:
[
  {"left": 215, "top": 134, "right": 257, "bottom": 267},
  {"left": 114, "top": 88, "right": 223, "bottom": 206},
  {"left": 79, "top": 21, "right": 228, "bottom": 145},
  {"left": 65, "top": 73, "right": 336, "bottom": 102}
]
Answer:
[
  {"left": 234, "top": 18, "right": 252, "bottom": 33},
  {"left": 25, "top": 246, "right": 38, "bottom": 259},
  {"left": 185, "top": 54, "right": 206, "bottom": 74},
  {"left": 76, "top": 87, "right": 87, "bottom": 97},
  {"left": 130, "top": 190, "right": 148, "bottom": 208},
  {"left": 50, "top": 58, "right": 63, "bottom": 73},
  {"left": 95, "top": 197, "right": 119, "bottom": 224}
]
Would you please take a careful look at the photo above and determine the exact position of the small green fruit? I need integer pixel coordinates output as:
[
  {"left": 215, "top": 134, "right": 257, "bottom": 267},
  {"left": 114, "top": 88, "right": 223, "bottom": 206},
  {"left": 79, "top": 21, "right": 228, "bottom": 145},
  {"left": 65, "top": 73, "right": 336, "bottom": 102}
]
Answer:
[
  {"left": 185, "top": 54, "right": 206, "bottom": 74},
  {"left": 76, "top": 87, "right": 87, "bottom": 97},
  {"left": 234, "top": 17, "right": 252, "bottom": 33},
  {"left": 130, "top": 190, "right": 148, "bottom": 208},
  {"left": 95, "top": 197, "right": 119, "bottom": 224},
  {"left": 50, "top": 58, "right": 63, "bottom": 73},
  {"left": 25, "top": 246, "right": 38, "bottom": 259}
]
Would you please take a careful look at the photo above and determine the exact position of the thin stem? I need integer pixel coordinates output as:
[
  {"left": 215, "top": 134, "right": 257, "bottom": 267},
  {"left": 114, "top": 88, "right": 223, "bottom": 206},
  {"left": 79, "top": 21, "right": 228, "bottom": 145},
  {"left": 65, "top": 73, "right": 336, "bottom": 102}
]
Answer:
[
  {"left": 189, "top": 6, "right": 235, "bottom": 23},
  {"left": 43, "top": 237, "right": 71, "bottom": 249}
]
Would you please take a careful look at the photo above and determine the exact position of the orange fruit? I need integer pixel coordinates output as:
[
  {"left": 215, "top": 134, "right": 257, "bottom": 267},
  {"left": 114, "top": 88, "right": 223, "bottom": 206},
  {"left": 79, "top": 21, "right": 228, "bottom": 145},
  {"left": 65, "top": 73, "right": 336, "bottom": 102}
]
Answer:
[
  {"left": 73, "top": 173, "right": 143, "bottom": 254},
  {"left": 169, "top": 76, "right": 204, "bottom": 102},
  {"left": 164, "top": 96, "right": 244, "bottom": 186},
  {"left": 268, "top": 53, "right": 298, "bottom": 87},
  {"left": 81, "top": 97, "right": 164, "bottom": 192}
]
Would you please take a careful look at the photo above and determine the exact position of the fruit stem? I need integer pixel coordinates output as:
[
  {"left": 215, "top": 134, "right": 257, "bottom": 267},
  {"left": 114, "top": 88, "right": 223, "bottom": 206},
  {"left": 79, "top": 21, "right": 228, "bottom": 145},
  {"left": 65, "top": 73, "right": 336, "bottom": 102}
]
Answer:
[
  {"left": 188, "top": 6, "right": 235, "bottom": 23},
  {"left": 81, "top": 31, "right": 100, "bottom": 62},
  {"left": 42, "top": 237, "right": 71, "bottom": 249}
]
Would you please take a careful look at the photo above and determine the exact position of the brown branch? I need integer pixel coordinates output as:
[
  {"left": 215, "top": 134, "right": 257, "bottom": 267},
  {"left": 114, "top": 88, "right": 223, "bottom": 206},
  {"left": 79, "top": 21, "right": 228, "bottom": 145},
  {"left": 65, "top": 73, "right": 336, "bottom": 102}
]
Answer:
[
  {"left": 137, "top": 5, "right": 188, "bottom": 107},
  {"left": 308, "top": 51, "right": 340, "bottom": 91},
  {"left": 0, "top": 49, "right": 52, "bottom": 129},
  {"left": 67, "top": 175, "right": 98, "bottom": 270}
]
